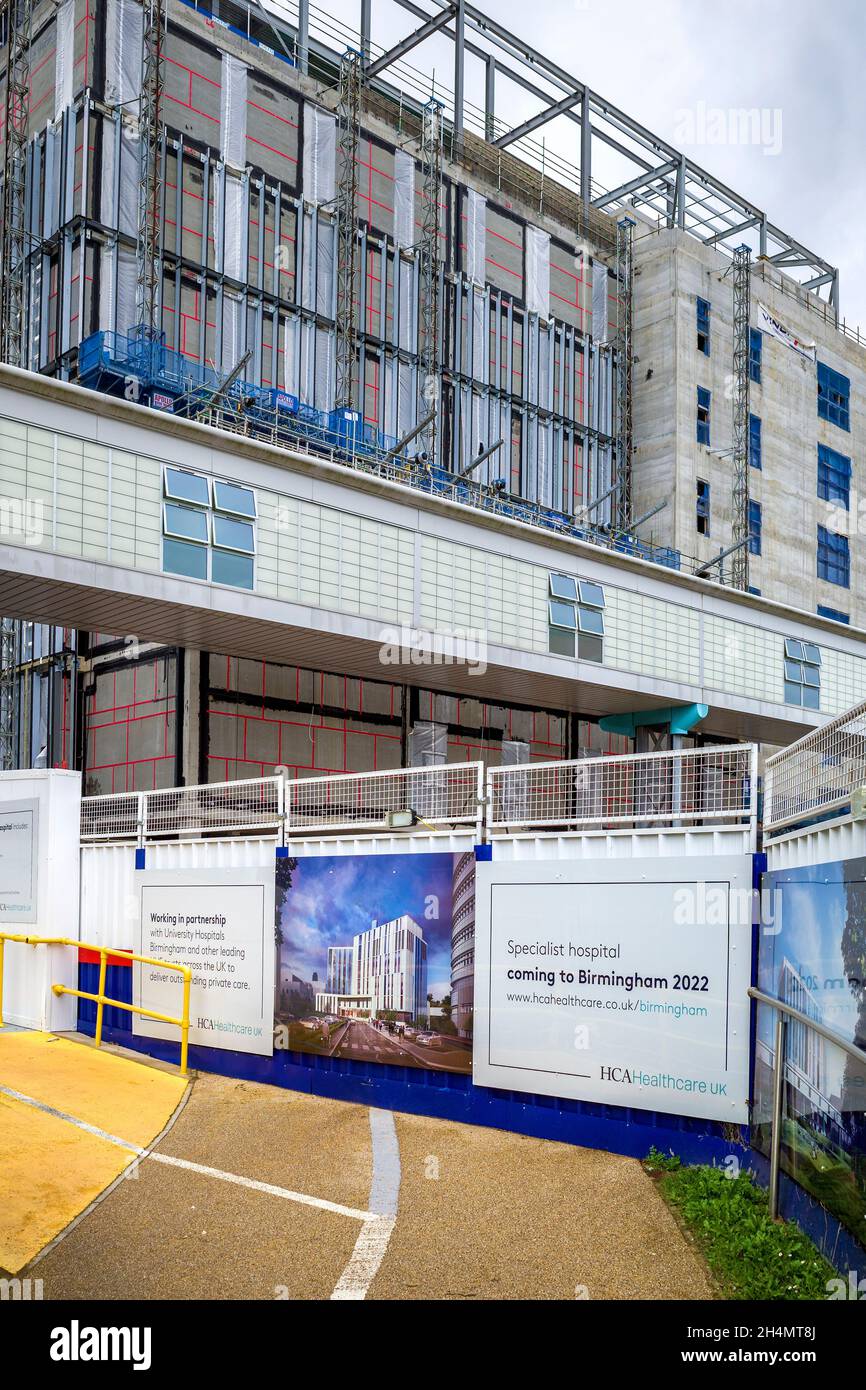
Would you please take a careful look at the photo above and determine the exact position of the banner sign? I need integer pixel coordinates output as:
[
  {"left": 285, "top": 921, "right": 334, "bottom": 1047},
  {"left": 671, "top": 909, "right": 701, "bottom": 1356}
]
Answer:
[
  {"left": 0, "top": 798, "right": 38, "bottom": 924},
  {"left": 275, "top": 851, "right": 473, "bottom": 1073},
  {"left": 757, "top": 302, "right": 816, "bottom": 362},
  {"left": 134, "top": 868, "right": 275, "bottom": 1056},
  {"left": 755, "top": 858, "right": 866, "bottom": 1251},
  {"left": 473, "top": 856, "right": 752, "bottom": 1122}
]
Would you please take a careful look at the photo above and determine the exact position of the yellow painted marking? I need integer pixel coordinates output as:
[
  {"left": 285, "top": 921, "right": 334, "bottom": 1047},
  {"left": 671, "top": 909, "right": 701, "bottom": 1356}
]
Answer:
[
  {"left": 0, "top": 1092, "right": 135, "bottom": 1273},
  {"left": 0, "top": 1032, "right": 186, "bottom": 1149}
]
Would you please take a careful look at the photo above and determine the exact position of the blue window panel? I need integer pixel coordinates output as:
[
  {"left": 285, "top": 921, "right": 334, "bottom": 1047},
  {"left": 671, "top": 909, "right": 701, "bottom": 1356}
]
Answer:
[
  {"left": 212, "top": 550, "right": 254, "bottom": 589},
  {"left": 748, "top": 499, "right": 762, "bottom": 555},
  {"left": 749, "top": 328, "right": 762, "bottom": 384},
  {"left": 164, "top": 503, "right": 209, "bottom": 543},
  {"left": 214, "top": 480, "right": 257, "bottom": 517},
  {"left": 748, "top": 585, "right": 761, "bottom": 596},
  {"left": 696, "top": 478, "right": 710, "bottom": 535},
  {"left": 163, "top": 537, "right": 208, "bottom": 580},
  {"left": 549, "top": 599, "right": 577, "bottom": 628},
  {"left": 817, "top": 443, "right": 851, "bottom": 508},
  {"left": 817, "top": 604, "right": 849, "bottom": 624},
  {"left": 164, "top": 467, "right": 210, "bottom": 506},
  {"left": 696, "top": 297, "right": 710, "bottom": 355},
  {"left": 817, "top": 525, "right": 850, "bottom": 588},
  {"left": 549, "top": 573, "right": 577, "bottom": 600},
  {"left": 577, "top": 580, "right": 605, "bottom": 609},
  {"left": 817, "top": 361, "right": 850, "bottom": 431},
  {"left": 696, "top": 387, "right": 711, "bottom": 445},
  {"left": 749, "top": 414, "right": 761, "bottom": 469},
  {"left": 213, "top": 515, "right": 255, "bottom": 552}
]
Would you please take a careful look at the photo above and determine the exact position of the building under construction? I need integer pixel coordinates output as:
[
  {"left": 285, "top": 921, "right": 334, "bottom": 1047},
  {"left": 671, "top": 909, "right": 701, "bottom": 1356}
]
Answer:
[{"left": 1, "top": 0, "right": 865, "bottom": 794}]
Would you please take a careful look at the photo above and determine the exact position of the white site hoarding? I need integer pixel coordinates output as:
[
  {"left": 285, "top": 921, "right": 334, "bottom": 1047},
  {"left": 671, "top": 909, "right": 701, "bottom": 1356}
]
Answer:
[
  {"left": 473, "top": 856, "right": 752, "bottom": 1122},
  {"left": 0, "top": 798, "right": 38, "bottom": 924},
  {"left": 133, "top": 868, "right": 275, "bottom": 1056}
]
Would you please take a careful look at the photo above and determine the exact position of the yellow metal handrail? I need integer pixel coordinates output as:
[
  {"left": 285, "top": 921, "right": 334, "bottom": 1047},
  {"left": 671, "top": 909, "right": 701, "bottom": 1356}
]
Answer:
[{"left": 0, "top": 934, "right": 192, "bottom": 1076}]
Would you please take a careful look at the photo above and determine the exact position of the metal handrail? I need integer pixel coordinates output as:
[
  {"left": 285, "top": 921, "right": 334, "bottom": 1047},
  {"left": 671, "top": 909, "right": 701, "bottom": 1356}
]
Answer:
[
  {"left": 0, "top": 934, "right": 192, "bottom": 1076},
  {"left": 748, "top": 985, "right": 866, "bottom": 1217}
]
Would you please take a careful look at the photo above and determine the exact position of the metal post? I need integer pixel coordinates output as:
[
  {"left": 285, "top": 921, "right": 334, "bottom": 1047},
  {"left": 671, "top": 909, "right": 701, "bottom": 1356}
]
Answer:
[
  {"left": 94, "top": 949, "right": 108, "bottom": 1048},
  {"left": 360, "top": 0, "right": 371, "bottom": 67},
  {"left": 484, "top": 55, "right": 495, "bottom": 141},
  {"left": 580, "top": 89, "right": 592, "bottom": 225},
  {"left": 0, "top": 936, "right": 5, "bottom": 1027},
  {"left": 731, "top": 244, "right": 751, "bottom": 591},
  {"left": 0, "top": 617, "right": 17, "bottom": 770},
  {"left": 180, "top": 970, "right": 191, "bottom": 1075},
  {"left": 453, "top": 0, "right": 465, "bottom": 145},
  {"left": 614, "top": 217, "right": 635, "bottom": 532},
  {"left": 297, "top": 0, "right": 309, "bottom": 74},
  {"left": 768, "top": 1011, "right": 787, "bottom": 1218}
]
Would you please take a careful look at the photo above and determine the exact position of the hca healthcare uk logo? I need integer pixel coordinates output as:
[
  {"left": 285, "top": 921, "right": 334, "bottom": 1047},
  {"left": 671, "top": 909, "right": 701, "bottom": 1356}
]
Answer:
[{"left": 49, "top": 1321, "right": 152, "bottom": 1371}]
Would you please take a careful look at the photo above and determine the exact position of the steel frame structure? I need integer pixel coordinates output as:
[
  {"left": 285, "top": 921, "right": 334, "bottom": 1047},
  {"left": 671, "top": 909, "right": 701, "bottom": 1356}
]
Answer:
[
  {"left": 335, "top": 47, "right": 362, "bottom": 409},
  {"left": 418, "top": 97, "right": 442, "bottom": 462},
  {"left": 283, "top": 0, "right": 838, "bottom": 312},
  {"left": 614, "top": 217, "right": 635, "bottom": 532},
  {"left": 731, "top": 245, "right": 751, "bottom": 591},
  {"left": 136, "top": 0, "right": 166, "bottom": 332},
  {"left": 1, "top": 0, "right": 31, "bottom": 367}
]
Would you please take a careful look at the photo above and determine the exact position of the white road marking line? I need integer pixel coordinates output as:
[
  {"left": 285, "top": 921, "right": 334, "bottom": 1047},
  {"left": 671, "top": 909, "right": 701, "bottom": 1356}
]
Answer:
[
  {"left": 331, "top": 1108, "right": 401, "bottom": 1301},
  {"left": 147, "top": 1152, "right": 373, "bottom": 1221},
  {"left": 2, "top": 1082, "right": 373, "bottom": 1224},
  {"left": 0, "top": 1083, "right": 143, "bottom": 1152}
]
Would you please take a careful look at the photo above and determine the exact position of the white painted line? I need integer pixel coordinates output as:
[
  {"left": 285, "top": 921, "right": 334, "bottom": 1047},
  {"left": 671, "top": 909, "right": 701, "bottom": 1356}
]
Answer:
[
  {"left": 2, "top": 1082, "right": 373, "bottom": 1225},
  {"left": 331, "top": 1108, "right": 401, "bottom": 1301},
  {"left": 0, "top": 1083, "right": 143, "bottom": 1153},
  {"left": 148, "top": 1152, "right": 373, "bottom": 1222}
]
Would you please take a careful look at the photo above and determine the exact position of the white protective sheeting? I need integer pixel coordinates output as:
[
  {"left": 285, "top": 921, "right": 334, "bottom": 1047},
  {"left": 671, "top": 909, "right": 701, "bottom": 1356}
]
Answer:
[
  {"left": 393, "top": 149, "right": 415, "bottom": 248},
  {"left": 408, "top": 723, "right": 447, "bottom": 767},
  {"left": 314, "top": 326, "right": 334, "bottom": 410},
  {"left": 464, "top": 189, "right": 486, "bottom": 284},
  {"left": 105, "top": 0, "right": 143, "bottom": 110},
  {"left": 221, "top": 55, "right": 248, "bottom": 168},
  {"left": 101, "top": 242, "right": 138, "bottom": 337},
  {"left": 221, "top": 293, "right": 244, "bottom": 373},
  {"left": 592, "top": 261, "right": 610, "bottom": 343},
  {"left": 398, "top": 256, "right": 415, "bottom": 352},
  {"left": 54, "top": 0, "right": 76, "bottom": 121},
  {"left": 525, "top": 224, "right": 550, "bottom": 318},
  {"left": 303, "top": 106, "right": 337, "bottom": 205},
  {"left": 220, "top": 171, "right": 246, "bottom": 281},
  {"left": 283, "top": 315, "right": 301, "bottom": 394}
]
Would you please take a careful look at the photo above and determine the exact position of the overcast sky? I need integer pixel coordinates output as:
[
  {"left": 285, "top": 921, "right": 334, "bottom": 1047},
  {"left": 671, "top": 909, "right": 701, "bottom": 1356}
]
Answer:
[{"left": 315, "top": 0, "right": 866, "bottom": 331}]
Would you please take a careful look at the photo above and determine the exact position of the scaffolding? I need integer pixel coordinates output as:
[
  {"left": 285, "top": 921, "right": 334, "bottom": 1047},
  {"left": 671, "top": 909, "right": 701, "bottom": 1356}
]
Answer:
[
  {"left": 418, "top": 98, "right": 443, "bottom": 462},
  {"left": 614, "top": 217, "right": 635, "bottom": 531},
  {"left": 731, "top": 244, "right": 751, "bottom": 591},
  {"left": 136, "top": 0, "right": 166, "bottom": 332},
  {"left": 1, "top": 0, "right": 31, "bottom": 367},
  {"left": 0, "top": 617, "right": 16, "bottom": 770},
  {"left": 335, "top": 48, "right": 362, "bottom": 410}
]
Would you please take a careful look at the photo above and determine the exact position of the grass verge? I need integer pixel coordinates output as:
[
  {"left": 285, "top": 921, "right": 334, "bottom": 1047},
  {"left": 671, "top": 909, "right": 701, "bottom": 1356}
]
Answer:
[{"left": 644, "top": 1148, "right": 837, "bottom": 1300}]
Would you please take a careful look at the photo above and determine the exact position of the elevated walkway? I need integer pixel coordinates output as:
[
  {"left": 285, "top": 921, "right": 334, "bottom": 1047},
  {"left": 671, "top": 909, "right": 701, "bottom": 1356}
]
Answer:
[{"left": 0, "top": 1030, "right": 187, "bottom": 1273}]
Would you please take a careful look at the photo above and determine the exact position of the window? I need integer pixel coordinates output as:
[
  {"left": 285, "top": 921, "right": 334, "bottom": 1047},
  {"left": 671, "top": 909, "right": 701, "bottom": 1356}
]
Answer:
[
  {"left": 749, "top": 414, "right": 762, "bottom": 470},
  {"left": 817, "top": 604, "right": 849, "bottom": 624},
  {"left": 749, "top": 328, "right": 762, "bottom": 384},
  {"left": 696, "top": 297, "right": 710, "bottom": 355},
  {"left": 697, "top": 386, "right": 711, "bottom": 445},
  {"left": 817, "top": 525, "right": 849, "bottom": 588},
  {"left": 696, "top": 479, "right": 710, "bottom": 535},
  {"left": 548, "top": 574, "right": 605, "bottom": 661},
  {"left": 748, "top": 499, "right": 762, "bottom": 556},
  {"left": 784, "top": 638, "right": 821, "bottom": 711},
  {"left": 161, "top": 468, "right": 256, "bottom": 590},
  {"left": 817, "top": 443, "right": 851, "bottom": 508},
  {"left": 817, "top": 361, "right": 850, "bottom": 431}
]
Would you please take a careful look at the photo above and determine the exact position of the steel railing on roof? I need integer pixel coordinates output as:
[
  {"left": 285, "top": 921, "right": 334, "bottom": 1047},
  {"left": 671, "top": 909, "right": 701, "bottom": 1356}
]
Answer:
[
  {"left": 764, "top": 698, "right": 866, "bottom": 834},
  {"left": 487, "top": 744, "right": 758, "bottom": 842},
  {"left": 80, "top": 749, "right": 756, "bottom": 845}
]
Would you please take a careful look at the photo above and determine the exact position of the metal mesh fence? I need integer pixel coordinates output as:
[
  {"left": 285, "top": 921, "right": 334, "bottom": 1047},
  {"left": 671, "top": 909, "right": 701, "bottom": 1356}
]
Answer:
[
  {"left": 80, "top": 792, "right": 142, "bottom": 841},
  {"left": 765, "top": 700, "right": 866, "bottom": 832},
  {"left": 284, "top": 764, "right": 484, "bottom": 834},
  {"left": 488, "top": 746, "right": 756, "bottom": 831}
]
